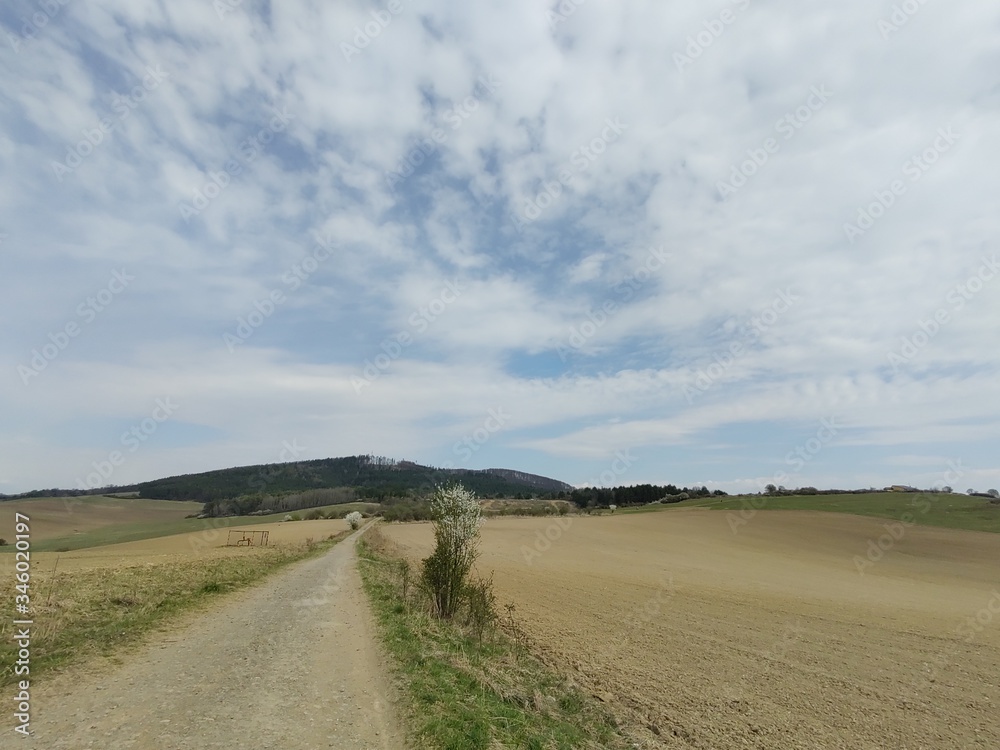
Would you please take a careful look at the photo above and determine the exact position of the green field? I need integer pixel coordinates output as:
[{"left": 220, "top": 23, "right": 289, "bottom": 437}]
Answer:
[
  {"left": 1, "top": 497, "right": 380, "bottom": 552},
  {"left": 636, "top": 492, "right": 1000, "bottom": 533},
  {"left": 19, "top": 513, "right": 282, "bottom": 552}
]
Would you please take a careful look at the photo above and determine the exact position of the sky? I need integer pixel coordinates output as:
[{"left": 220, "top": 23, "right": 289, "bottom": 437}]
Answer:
[{"left": 1, "top": 0, "right": 998, "bottom": 496}]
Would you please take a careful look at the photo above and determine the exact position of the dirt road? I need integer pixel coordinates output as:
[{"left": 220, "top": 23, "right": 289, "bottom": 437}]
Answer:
[
  {"left": 385, "top": 510, "right": 1000, "bottom": 749},
  {"left": 22, "top": 527, "right": 403, "bottom": 749}
]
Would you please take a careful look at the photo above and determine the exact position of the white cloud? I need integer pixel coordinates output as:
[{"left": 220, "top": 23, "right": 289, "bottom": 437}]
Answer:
[{"left": 1, "top": 0, "right": 999, "bottom": 493}]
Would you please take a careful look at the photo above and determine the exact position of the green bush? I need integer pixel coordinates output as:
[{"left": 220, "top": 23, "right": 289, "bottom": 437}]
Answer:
[
  {"left": 463, "top": 575, "right": 498, "bottom": 645},
  {"left": 421, "top": 483, "right": 481, "bottom": 619}
]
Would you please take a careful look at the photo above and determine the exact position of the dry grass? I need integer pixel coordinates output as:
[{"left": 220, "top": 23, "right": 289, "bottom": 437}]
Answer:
[
  {"left": 358, "top": 527, "right": 630, "bottom": 749},
  {"left": 0, "top": 535, "right": 346, "bottom": 686}
]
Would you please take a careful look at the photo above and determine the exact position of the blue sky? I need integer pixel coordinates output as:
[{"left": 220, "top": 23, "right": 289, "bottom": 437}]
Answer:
[{"left": 1, "top": 0, "right": 998, "bottom": 495}]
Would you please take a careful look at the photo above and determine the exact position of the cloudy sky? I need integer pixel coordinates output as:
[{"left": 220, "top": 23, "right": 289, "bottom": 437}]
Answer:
[{"left": 1, "top": 0, "right": 998, "bottom": 495}]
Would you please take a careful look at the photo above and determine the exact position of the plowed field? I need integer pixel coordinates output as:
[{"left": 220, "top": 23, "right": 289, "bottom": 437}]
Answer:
[{"left": 383, "top": 509, "right": 1000, "bottom": 749}]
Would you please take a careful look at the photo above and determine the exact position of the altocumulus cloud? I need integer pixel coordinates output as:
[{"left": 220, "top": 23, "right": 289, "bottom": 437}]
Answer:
[{"left": 0, "top": 0, "right": 998, "bottom": 495}]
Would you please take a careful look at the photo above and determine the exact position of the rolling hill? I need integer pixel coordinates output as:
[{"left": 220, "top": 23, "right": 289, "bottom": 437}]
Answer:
[{"left": 131, "top": 455, "right": 572, "bottom": 503}]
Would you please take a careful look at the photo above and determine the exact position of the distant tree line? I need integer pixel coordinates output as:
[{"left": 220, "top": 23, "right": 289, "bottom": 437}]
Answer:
[
  {"left": 202, "top": 487, "right": 357, "bottom": 517},
  {"left": 0, "top": 486, "right": 141, "bottom": 501},
  {"left": 567, "top": 483, "right": 724, "bottom": 509}
]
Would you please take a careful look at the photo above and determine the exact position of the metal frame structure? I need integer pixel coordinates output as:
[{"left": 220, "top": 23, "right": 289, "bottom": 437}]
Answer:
[{"left": 227, "top": 529, "right": 269, "bottom": 547}]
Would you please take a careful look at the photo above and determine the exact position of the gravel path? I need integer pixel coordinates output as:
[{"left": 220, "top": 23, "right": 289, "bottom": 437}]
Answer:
[{"left": 23, "top": 526, "right": 404, "bottom": 749}]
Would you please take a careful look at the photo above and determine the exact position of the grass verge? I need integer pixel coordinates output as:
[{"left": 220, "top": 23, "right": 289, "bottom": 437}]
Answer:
[
  {"left": 358, "top": 528, "right": 631, "bottom": 750},
  {"left": 0, "top": 532, "right": 349, "bottom": 686}
]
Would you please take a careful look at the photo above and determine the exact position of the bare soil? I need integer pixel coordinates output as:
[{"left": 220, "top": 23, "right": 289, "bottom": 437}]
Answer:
[{"left": 383, "top": 509, "right": 1000, "bottom": 749}]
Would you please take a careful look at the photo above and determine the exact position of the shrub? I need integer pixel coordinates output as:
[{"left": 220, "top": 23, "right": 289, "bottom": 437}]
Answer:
[
  {"left": 345, "top": 511, "right": 363, "bottom": 530},
  {"left": 305, "top": 509, "right": 324, "bottom": 520},
  {"left": 398, "top": 558, "right": 413, "bottom": 608},
  {"left": 0, "top": 538, "right": 7, "bottom": 546},
  {"left": 421, "top": 483, "right": 481, "bottom": 619},
  {"left": 463, "top": 574, "right": 498, "bottom": 645}
]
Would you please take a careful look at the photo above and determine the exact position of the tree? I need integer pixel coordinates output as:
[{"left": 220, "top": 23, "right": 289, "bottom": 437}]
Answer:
[
  {"left": 421, "top": 483, "right": 481, "bottom": 619},
  {"left": 345, "top": 511, "right": 363, "bottom": 530},
  {"left": 988, "top": 489, "right": 999, "bottom": 499},
  {"left": 765, "top": 484, "right": 777, "bottom": 495}
]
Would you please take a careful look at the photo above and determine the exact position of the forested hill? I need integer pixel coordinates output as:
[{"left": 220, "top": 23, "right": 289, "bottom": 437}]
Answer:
[{"left": 134, "top": 455, "right": 573, "bottom": 502}]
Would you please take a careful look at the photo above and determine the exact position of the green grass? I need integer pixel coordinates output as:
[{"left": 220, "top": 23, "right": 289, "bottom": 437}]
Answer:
[
  {"left": 0, "top": 533, "right": 348, "bottom": 686},
  {"left": 623, "top": 492, "right": 1000, "bottom": 533},
  {"left": 12, "top": 513, "right": 283, "bottom": 553},
  {"left": 358, "top": 533, "right": 631, "bottom": 750},
  {"left": 0, "top": 501, "right": 381, "bottom": 553}
]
